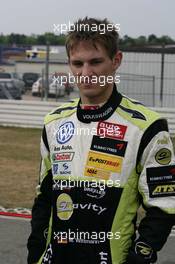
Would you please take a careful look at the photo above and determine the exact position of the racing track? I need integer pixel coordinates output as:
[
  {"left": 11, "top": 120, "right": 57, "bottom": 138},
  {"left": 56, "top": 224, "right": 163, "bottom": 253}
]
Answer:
[{"left": 0, "top": 216, "right": 174, "bottom": 264}]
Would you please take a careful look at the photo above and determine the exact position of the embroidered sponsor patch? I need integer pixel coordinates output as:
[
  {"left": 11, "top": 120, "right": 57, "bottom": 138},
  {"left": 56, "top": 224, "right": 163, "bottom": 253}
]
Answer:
[
  {"left": 155, "top": 148, "right": 171, "bottom": 165},
  {"left": 56, "top": 121, "right": 74, "bottom": 144},
  {"left": 52, "top": 164, "right": 59, "bottom": 175},
  {"left": 84, "top": 185, "right": 106, "bottom": 199},
  {"left": 147, "top": 165, "right": 175, "bottom": 198},
  {"left": 52, "top": 162, "right": 71, "bottom": 176},
  {"left": 57, "top": 193, "right": 73, "bottom": 220},
  {"left": 52, "top": 152, "right": 74, "bottom": 162},
  {"left": 82, "top": 107, "right": 113, "bottom": 120},
  {"left": 135, "top": 241, "right": 153, "bottom": 259},
  {"left": 87, "top": 151, "right": 122, "bottom": 173},
  {"left": 90, "top": 135, "right": 127, "bottom": 157},
  {"left": 97, "top": 121, "right": 127, "bottom": 140},
  {"left": 84, "top": 166, "right": 110, "bottom": 180},
  {"left": 54, "top": 145, "right": 73, "bottom": 151}
]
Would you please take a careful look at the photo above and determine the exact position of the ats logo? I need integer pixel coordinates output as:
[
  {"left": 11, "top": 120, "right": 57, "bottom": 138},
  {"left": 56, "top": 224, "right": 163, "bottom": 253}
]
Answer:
[
  {"left": 152, "top": 184, "right": 175, "bottom": 196},
  {"left": 147, "top": 165, "right": 175, "bottom": 198}
]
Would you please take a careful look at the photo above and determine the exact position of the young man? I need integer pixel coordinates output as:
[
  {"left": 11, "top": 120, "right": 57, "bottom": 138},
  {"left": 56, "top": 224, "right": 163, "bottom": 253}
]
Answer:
[{"left": 27, "top": 17, "right": 175, "bottom": 264}]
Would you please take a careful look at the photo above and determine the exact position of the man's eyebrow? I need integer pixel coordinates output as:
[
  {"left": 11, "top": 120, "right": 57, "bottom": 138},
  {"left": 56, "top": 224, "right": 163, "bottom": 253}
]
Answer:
[
  {"left": 70, "top": 59, "right": 83, "bottom": 63},
  {"left": 89, "top": 57, "right": 104, "bottom": 62},
  {"left": 71, "top": 57, "right": 105, "bottom": 63}
]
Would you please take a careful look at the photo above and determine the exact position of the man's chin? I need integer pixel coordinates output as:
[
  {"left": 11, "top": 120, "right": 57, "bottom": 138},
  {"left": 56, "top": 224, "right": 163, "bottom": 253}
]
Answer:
[
  {"left": 79, "top": 84, "right": 104, "bottom": 96},
  {"left": 81, "top": 89, "right": 101, "bottom": 98}
]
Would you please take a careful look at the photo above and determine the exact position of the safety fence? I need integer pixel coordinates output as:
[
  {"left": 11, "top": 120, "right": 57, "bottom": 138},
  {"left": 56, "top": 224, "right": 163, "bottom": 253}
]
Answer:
[
  {"left": 0, "top": 100, "right": 175, "bottom": 136},
  {"left": 0, "top": 99, "right": 60, "bottom": 128}
]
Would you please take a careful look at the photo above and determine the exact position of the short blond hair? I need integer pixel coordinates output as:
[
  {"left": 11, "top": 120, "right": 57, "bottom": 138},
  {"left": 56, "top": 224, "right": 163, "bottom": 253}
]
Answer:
[{"left": 65, "top": 17, "right": 120, "bottom": 60}]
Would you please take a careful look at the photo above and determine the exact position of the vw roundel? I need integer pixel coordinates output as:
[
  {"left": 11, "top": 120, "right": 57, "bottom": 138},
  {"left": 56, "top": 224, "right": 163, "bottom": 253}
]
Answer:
[{"left": 56, "top": 121, "right": 75, "bottom": 144}]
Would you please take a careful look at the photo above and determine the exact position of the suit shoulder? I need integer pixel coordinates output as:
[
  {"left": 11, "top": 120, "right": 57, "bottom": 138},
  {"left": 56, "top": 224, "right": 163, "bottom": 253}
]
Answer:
[
  {"left": 117, "top": 96, "right": 162, "bottom": 130},
  {"left": 44, "top": 99, "right": 79, "bottom": 125}
]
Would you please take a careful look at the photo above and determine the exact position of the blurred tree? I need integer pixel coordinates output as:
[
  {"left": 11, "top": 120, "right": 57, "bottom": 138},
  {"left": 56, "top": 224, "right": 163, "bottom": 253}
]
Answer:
[
  {"left": 37, "top": 34, "right": 46, "bottom": 45},
  {"left": 0, "top": 33, "right": 174, "bottom": 46},
  {"left": 158, "top": 35, "right": 174, "bottom": 45},
  {"left": 148, "top": 34, "right": 158, "bottom": 44},
  {"left": 122, "top": 35, "right": 136, "bottom": 47},
  {"left": 135, "top": 36, "right": 147, "bottom": 46}
]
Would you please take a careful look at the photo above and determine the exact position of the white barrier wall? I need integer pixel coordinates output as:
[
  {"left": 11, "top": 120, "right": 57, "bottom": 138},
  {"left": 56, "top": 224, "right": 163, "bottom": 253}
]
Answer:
[{"left": 0, "top": 99, "right": 175, "bottom": 136}]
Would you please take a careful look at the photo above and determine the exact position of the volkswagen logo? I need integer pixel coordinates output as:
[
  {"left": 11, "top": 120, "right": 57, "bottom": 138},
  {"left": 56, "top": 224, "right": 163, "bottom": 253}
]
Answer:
[{"left": 56, "top": 121, "right": 74, "bottom": 144}]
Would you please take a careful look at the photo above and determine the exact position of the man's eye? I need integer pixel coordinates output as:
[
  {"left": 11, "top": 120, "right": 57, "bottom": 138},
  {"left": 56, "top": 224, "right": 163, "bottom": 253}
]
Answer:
[
  {"left": 72, "top": 62, "right": 83, "bottom": 67},
  {"left": 91, "top": 60, "right": 102, "bottom": 65}
]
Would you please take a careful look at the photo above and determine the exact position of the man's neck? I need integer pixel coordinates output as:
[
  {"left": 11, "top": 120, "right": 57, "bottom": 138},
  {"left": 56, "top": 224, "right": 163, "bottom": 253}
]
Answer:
[
  {"left": 76, "top": 85, "right": 122, "bottom": 123},
  {"left": 80, "top": 101, "right": 106, "bottom": 110}
]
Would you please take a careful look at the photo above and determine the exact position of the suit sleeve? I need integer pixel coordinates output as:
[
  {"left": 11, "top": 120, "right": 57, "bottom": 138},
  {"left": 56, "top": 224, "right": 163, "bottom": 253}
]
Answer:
[
  {"left": 27, "top": 126, "right": 52, "bottom": 264},
  {"left": 126, "top": 119, "right": 175, "bottom": 264}
]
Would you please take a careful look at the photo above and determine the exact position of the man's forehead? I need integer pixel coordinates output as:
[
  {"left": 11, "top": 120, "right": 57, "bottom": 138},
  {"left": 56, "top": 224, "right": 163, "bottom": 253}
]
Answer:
[{"left": 69, "top": 40, "right": 107, "bottom": 59}]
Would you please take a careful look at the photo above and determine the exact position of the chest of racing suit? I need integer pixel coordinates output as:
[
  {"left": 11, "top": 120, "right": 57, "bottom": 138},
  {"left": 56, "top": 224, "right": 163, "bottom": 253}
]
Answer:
[{"left": 32, "top": 87, "right": 175, "bottom": 264}]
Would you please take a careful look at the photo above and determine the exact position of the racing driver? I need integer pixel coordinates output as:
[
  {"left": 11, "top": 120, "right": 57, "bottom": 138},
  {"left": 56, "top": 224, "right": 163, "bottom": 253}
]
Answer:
[{"left": 27, "top": 17, "right": 175, "bottom": 264}]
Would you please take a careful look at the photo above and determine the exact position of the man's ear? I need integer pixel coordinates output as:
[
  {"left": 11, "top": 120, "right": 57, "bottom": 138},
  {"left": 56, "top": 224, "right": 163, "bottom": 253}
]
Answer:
[{"left": 112, "top": 51, "right": 122, "bottom": 71}]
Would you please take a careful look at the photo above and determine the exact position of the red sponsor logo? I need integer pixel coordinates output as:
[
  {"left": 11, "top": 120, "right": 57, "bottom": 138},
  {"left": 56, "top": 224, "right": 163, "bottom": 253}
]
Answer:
[
  {"left": 52, "top": 152, "right": 74, "bottom": 162},
  {"left": 97, "top": 121, "right": 127, "bottom": 140}
]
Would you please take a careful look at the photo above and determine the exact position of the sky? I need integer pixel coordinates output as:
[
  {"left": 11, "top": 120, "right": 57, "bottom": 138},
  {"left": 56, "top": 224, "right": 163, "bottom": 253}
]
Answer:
[{"left": 1, "top": 0, "right": 175, "bottom": 38}]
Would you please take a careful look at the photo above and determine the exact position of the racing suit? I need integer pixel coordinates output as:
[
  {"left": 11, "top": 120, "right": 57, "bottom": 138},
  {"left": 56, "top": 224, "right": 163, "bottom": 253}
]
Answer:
[{"left": 27, "top": 85, "right": 175, "bottom": 264}]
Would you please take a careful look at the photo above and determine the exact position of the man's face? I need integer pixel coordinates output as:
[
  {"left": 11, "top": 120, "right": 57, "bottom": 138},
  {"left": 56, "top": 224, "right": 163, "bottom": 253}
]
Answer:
[{"left": 69, "top": 41, "right": 122, "bottom": 103}]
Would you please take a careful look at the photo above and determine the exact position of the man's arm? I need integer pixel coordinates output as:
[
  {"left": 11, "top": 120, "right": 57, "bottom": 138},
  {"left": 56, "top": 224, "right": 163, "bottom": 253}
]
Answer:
[
  {"left": 126, "top": 119, "right": 175, "bottom": 264},
  {"left": 27, "top": 126, "right": 52, "bottom": 264}
]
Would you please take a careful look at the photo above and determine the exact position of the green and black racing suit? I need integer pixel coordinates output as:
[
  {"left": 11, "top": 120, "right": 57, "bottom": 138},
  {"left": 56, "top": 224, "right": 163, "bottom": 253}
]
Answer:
[{"left": 27, "top": 86, "right": 175, "bottom": 264}]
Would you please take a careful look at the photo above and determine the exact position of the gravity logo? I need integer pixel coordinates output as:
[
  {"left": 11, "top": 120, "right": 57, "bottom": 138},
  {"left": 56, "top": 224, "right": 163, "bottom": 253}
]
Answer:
[
  {"left": 73, "top": 203, "right": 107, "bottom": 215},
  {"left": 57, "top": 198, "right": 107, "bottom": 218},
  {"left": 56, "top": 121, "right": 74, "bottom": 144},
  {"left": 57, "top": 202, "right": 107, "bottom": 219}
]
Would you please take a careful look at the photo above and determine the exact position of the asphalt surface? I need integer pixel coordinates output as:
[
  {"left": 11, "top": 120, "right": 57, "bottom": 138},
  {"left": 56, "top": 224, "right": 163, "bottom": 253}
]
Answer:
[
  {"left": 0, "top": 217, "right": 30, "bottom": 264},
  {"left": 0, "top": 216, "right": 174, "bottom": 264}
]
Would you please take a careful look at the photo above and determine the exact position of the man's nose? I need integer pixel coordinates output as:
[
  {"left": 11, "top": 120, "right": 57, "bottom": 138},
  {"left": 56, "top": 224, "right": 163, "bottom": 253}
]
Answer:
[{"left": 81, "top": 63, "right": 93, "bottom": 76}]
